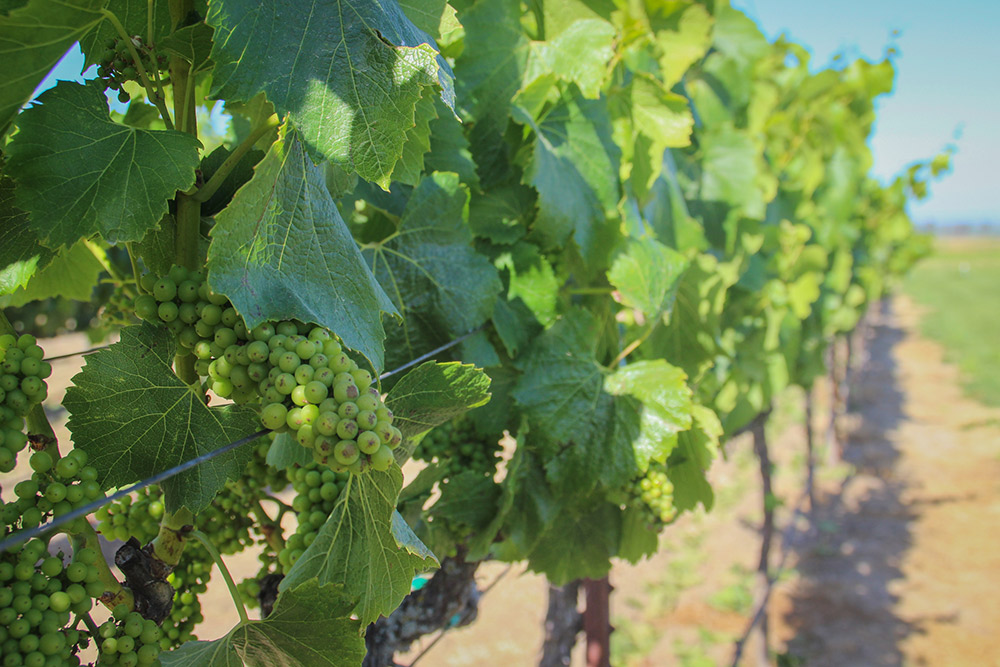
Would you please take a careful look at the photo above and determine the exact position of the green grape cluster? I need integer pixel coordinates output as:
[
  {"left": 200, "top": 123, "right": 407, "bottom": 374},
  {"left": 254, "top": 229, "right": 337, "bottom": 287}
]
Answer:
[
  {"left": 160, "top": 552, "right": 209, "bottom": 650},
  {"left": 0, "top": 538, "right": 101, "bottom": 666},
  {"left": 0, "top": 334, "right": 51, "bottom": 472},
  {"left": 95, "top": 36, "right": 168, "bottom": 104},
  {"left": 99, "top": 284, "right": 138, "bottom": 328},
  {"left": 95, "top": 487, "right": 164, "bottom": 546},
  {"left": 630, "top": 463, "right": 677, "bottom": 526},
  {"left": 275, "top": 464, "right": 349, "bottom": 573},
  {"left": 2, "top": 449, "right": 105, "bottom": 537},
  {"left": 135, "top": 265, "right": 404, "bottom": 476},
  {"left": 412, "top": 417, "right": 503, "bottom": 479},
  {"left": 94, "top": 603, "right": 163, "bottom": 665}
]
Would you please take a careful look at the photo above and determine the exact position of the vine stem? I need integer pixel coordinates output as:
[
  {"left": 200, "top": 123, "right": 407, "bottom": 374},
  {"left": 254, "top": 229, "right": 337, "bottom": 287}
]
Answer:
[
  {"left": 194, "top": 114, "right": 280, "bottom": 203},
  {"left": 79, "top": 612, "right": 100, "bottom": 636},
  {"left": 189, "top": 530, "right": 250, "bottom": 625},
  {"left": 99, "top": 9, "right": 174, "bottom": 130}
]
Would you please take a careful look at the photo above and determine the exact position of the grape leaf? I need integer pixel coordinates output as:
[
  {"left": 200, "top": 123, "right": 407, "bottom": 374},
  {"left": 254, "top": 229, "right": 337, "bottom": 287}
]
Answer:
[
  {"left": 265, "top": 432, "right": 312, "bottom": 470},
  {"left": 524, "top": 499, "right": 621, "bottom": 586},
  {"left": 495, "top": 242, "right": 559, "bottom": 326},
  {"left": 207, "top": 129, "right": 398, "bottom": 373},
  {"left": 467, "top": 184, "right": 533, "bottom": 244},
  {"left": 206, "top": 0, "right": 454, "bottom": 188},
  {"left": 511, "top": 309, "right": 607, "bottom": 448},
  {"left": 397, "top": 0, "right": 457, "bottom": 41},
  {"left": 160, "top": 581, "right": 364, "bottom": 666},
  {"left": 668, "top": 404, "right": 721, "bottom": 512},
  {"left": 364, "top": 172, "right": 501, "bottom": 371},
  {"left": 385, "top": 361, "right": 492, "bottom": 458},
  {"left": 158, "top": 22, "right": 215, "bottom": 72},
  {"left": 389, "top": 92, "right": 437, "bottom": 186},
  {"left": 6, "top": 82, "right": 202, "bottom": 249},
  {"left": 650, "top": 1, "right": 713, "bottom": 88},
  {"left": 424, "top": 98, "right": 481, "bottom": 191},
  {"left": 78, "top": 0, "right": 172, "bottom": 66},
  {"left": 525, "top": 17, "right": 615, "bottom": 99},
  {"left": 63, "top": 324, "right": 261, "bottom": 514},
  {"left": 0, "top": 172, "right": 54, "bottom": 296},
  {"left": 649, "top": 253, "right": 732, "bottom": 383},
  {"left": 0, "top": 0, "right": 105, "bottom": 134},
  {"left": 605, "top": 360, "right": 692, "bottom": 470},
  {"left": 515, "top": 91, "right": 620, "bottom": 269},
  {"left": 607, "top": 237, "right": 688, "bottom": 321},
  {"left": 279, "top": 467, "right": 439, "bottom": 626},
  {"left": 453, "top": 0, "right": 530, "bottom": 179},
  {"left": 6, "top": 242, "right": 103, "bottom": 306}
]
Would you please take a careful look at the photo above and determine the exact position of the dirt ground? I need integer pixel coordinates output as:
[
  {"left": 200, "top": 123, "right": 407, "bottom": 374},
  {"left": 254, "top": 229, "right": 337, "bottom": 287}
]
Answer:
[{"left": 9, "top": 290, "right": 1000, "bottom": 665}]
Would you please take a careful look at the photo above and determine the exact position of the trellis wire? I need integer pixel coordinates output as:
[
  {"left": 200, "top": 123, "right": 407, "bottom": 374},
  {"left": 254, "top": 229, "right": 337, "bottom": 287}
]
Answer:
[{"left": 0, "top": 328, "right": 480, "bottom": 554}]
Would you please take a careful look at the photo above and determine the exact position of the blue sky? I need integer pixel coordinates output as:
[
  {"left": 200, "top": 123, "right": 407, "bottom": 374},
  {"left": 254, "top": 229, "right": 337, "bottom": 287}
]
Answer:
[
  {"left": 731, "top": 0, "right": 1000, "bottom": 224},
  {"left": 35, "top": 2, "right": 997, "bottom": 224}
]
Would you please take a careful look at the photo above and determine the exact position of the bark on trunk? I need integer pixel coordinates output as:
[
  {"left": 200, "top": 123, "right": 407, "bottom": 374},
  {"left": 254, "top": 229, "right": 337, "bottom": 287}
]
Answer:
[
  {"left": 584, "top": 577, "right": 612, "bottom": 667},
  {"left": 539, "top": 581, "right": 582, "bottom": 667}
]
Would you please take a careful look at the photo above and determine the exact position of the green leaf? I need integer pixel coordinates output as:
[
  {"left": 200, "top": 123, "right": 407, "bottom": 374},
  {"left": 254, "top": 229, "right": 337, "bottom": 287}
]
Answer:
[
  {"left": 6, "top": 82, "right": 201, "bottom": 249},
  {"left": 698, "top": 125, "right": 767, "bottom": 220},
  {"left": 160, "top": 581, "right": 365, "bottom": 666},
  {"left": 525, "top": 499, "right": 620, "bottom": 585},
  {"left": 207, "top": 129, "right": 397, "bottom": 373},
  {"left": 650, "top": 1, "right": 713, "bottom": 88},
  {"left": 158, "top": 22, "right": 215, "bottom": 72},
  {"left": 207, "top": 0, "right": 455, "bottom": 188},
  {"left": 385, "top": 361, "right": 492, "bottom": 455},
  {"left": 63, "top": 324, "right": 261, "bottom": 514},
  {"left": 364, "top": 172, "right": 501, "bottom": 370},
  {"left": 265, "top": 432, "right": 312, "bottom": 471},
  {"left": 6, "top": 242, "right": 103, "bottom": 306},
  {"left": 398, "top": 0, "right": 459, "bottom": 42},
  {"left": 618, "top": 506, "right": 659, "bottom": 563},
  {"left": 424, "top": 97, "right": 481, "bottom": 191},
  {"left": 495, "top": 242, "right": 559, "bottom": 326},
  {"left": 668, "top": 404, "right": 721, "bottom": 512},
  {"left": 512, "top": 309, "right": 607, "bottom": 447},
  {"left": 467, "top": 184, "right": 534, "bottom": 244},
  {"left": 0, "top": 0, "right": 106, "bottom": 134},
  {"left": 78, "top": 0, "right": 172, "bottom": 66},
  {"left": 605, "top": 360, "right": 692, "bottom": 470},
  {"left": 516, "top": 91, "right": 620, "bottom": 269},
  {"left": 0, "top": 172, "right": 54, "bottom": 296},
  {"left": 430, "top": 472, "right": 500, "bottom": 531},
  {"left": 279, "top": 467, "right": 438, "bottom": 626},
  {"left": 525, "top": 18, "right": 615, "bottom": 99},
  {"left": 649, "top": 252, "right": 732, "bottom": 383},
  {"left": 389, "top": 92, "right": 438, "bottom": 186},
  {"left": 607, "top": 237, "right": 688, "bottom": 321},
  {"left": 453, "top": 0, "right": 530, "bottom": 177}
]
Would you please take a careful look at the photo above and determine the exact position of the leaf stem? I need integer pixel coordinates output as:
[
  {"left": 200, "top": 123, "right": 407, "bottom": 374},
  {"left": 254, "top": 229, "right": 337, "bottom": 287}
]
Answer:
[
  {"left": 609, "top": 319, "right": 660, "bottom": 368},
  {"left": 189, "top": 530, "right": 250, "bottom": 625},
  {"left": 194, "top": 114, "right": 280, "bottom": 203},
  {"left": 100, "top": 8, "right": 174, "bottom": 130},
  {"left": 126, "top": 242, "right": 144, "bottom": 293}
]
